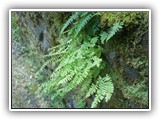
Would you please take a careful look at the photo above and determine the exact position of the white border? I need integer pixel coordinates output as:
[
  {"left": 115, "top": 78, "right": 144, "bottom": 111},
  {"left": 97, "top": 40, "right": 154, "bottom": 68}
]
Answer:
[{"left": 9, "top": 9, "right": 151, "bottom": 111}]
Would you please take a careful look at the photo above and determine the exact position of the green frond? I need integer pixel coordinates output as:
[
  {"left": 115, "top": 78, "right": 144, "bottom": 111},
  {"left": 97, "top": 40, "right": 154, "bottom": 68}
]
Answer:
[
  {"left": 35, "top": 58, "right": 55, "bottom": 77},
  {"left": 86, "top": 84, "right": 97, "bottom": 98},
  {"left": 91, "top": 95, "right": 99, "bottom": 108},
  {"left": 60, "top": 12, "right": 79, "bottom": 34},
  {"left": 100, "top": 32, "right": 108, "bottom": 44},
  {"left": 57, "top": 73, "right": 75, "bottom": 86},
  {"left": 89, "top": 37, "right": 99, "bottom": 47},
  {"left": 100, "top": 22, "right": 123, "bottom": 44},
  {"left": 86, "top": 74, "right": 114, "bottom": 108},
  {"left": 79, "top": 75, "right": 92, "bottom": 93},
  {"left": 74, "top": 13, "right": 93, "bottom": 37},
  {"left": 106, "top": 22, "right": 123, "bottom": 41}
]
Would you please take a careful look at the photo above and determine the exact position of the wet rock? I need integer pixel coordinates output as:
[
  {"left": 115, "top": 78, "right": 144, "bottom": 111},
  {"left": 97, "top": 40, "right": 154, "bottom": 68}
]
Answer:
[{"left": 123, "top": 65, "right": 139, "bottom": 81}]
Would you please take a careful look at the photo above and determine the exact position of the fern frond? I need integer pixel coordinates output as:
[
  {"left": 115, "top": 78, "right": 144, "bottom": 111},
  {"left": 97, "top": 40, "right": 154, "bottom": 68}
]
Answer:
[
  {"left": 60, "top": 12, "right": 79, "bottom": 34},
  {"left": 61, "top": 12, "right": 96, "bottom": 38},
  {"left": 100, "top": 32, "right": 108, "bottom": 44},
  {"left": 91, "top": 56, "right": 102, "bottom": 67},
  {"left": 106, "top": 22, "right": 123, "bottom": 41},
  {"left": 85, "top": 14, "right": 101, "bottom": 36},
  {"left": 80, "top": 12, "right": 89, "bottom": 17},
  {"left": 48, "top": 39, "right": 72, "bottom": 52},
  {"left": 35, "top": 57, "right": 58, "bottom": 77},
  {"left": 89, "top": 37, "right": 99, "bottom": 47},
  {"left": 79, "top": 75, "right": 92, "bottom": 93},
  {"left": 57, "top": 73, "right": 75, "bottom": 86},
  {"left": 91, "top": 95, "right": 100, "bottom": 108},
  {"left": 86, "top": 74, "right": 114, "bottom": 108},
  {"left": 100, "top": 22, "right": 123, "bottom": 44},
  {"left": 86, "top": 84, "right": 97, "bottom": 98},
  {"left": 74, "top": 13, "right": 93, "bottom": 37}
]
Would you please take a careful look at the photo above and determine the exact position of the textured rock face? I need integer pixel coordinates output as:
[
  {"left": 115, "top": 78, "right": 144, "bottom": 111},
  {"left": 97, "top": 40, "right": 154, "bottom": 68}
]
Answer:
[
  {"left": 123, "top": 65, "right": 139, "bottom": 81},
  {"left": 103, "top": 31, "right": 148, "bottom": 83}
]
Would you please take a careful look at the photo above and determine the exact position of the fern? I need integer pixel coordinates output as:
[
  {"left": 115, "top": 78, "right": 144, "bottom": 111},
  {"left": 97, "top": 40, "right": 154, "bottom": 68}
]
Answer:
[
  {"left": 37, "top": 39, "right": 102, "bottom": 99},
  {"left": 61, "top": 12, "right": 99, "bottom": 38},
  {"left": 74, "top": 13, "right": 93, "bottom": 37},
  {"left": 36, "top": 12, "right": 122, "bottom": 108},
  {"left": 60, "top": 12, "right": 79, "bottom": 34},
  {"left": 86, "top": 74, "right": 114, "bottom": 108},
  {"left": 89, "top": 37, "right": 99, "bottom": 47},
  {"left": 100, "top": 22, "right": 123, "bottom": 44},
  {"left": 100, "top": 32, "right": 108, "bottom": 44}
]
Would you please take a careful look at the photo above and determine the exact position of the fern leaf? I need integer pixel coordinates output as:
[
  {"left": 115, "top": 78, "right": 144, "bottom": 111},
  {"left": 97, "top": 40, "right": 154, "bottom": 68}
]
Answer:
[
  {"left": 92, "top": 56, "right": 102, "bottom": 67},
  {"left": 80, "top": 75, "right": 92, "bottom": 93},
  {"left": 89, "top": 74, "right": 114, "bottom": 108},
  {"left": 91, "top": 95, "right": 99, "bottom": 108},
  {"left": 57, "top": 73, "right": 75, "bottom": 86},
  {"left": 100, "top": 32, "right": 108, "bottom": 44},
  {"left": 89, "top": 37, "right": 98, "bottom": 47},
  {"left": 60, "top": 12, "right": 79, "bottom": 34},
  {"left": 74, "top": 13, "right": 93, "bottom": 37},
  {"left": 86, "top": 84, "right": 97, "bottom": 98},
  {"left": 35, "top": 58, "right": 57, "bottom": 77},
  {"left": 106, "top": 22, "right": 123, "bottom": 41},
  {"left": 100, "top": 22, "right": 123, "bottom": 44},
  {"left": 80, "top": 12, "right": 89, "bottom": 17}
]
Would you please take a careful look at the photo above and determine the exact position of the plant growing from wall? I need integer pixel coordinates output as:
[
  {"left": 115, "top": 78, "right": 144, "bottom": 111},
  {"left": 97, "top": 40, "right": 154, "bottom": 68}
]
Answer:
[{"left": 36, "top": 12, "right": 123, "bottom": 108}]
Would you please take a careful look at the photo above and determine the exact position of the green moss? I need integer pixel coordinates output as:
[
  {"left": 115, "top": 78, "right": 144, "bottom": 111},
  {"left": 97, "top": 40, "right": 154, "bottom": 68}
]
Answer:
[{"left": 100, "top": 11, "right": 148, "bottom": 27}]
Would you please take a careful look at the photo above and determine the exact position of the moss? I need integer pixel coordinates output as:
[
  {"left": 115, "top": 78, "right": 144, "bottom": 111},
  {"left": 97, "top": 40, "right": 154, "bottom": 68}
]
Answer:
[
  {"left": 12, "top": 11, "right": 149, "bottom": 108},
  {"left": 100, "top": 11, "right": 148, "bottom": 28}
]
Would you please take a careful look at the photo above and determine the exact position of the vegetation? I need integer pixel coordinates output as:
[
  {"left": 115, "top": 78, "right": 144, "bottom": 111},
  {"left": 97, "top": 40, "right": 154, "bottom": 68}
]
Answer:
[{"left": 11, "top": 11, "right": 149, "bottom": 109}]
